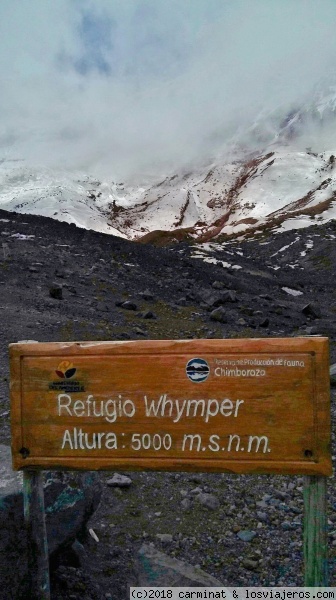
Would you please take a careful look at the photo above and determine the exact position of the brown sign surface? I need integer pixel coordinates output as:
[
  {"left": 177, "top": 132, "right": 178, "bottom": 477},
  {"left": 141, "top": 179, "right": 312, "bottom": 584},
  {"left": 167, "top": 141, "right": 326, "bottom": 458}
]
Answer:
[{"left": 10, "top": 338, "right": 331, "bottom": 475}]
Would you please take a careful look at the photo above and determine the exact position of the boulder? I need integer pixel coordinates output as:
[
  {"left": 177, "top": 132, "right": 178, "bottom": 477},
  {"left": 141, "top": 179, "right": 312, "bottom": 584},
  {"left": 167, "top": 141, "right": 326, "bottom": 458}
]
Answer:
[
  {"left": 176, "top": 297, "right": 187, "bottom": 306},
  {"left": 196, "top": 288, "right": 237, "bottom": 308},
  {"left": 106, "top": 473, "right": 133, "bottom": 488},
  {"left": 301, "top": 303, "right": 321, "bottom": 319},
  {"left": 44, "top": 471, "right": 102, "bottom": 554},
  {"left": 236, "top": 530, "right": 257, "bottom": 542},
  {"left": 210, "top": 307, "right": 227, "bottom": 323},
  {"left": 136, "top": 543, "right": 223, "bottom": 587},
  {"left": 196, "top": 492, "right": 220, "bottom": 510},
  {"left": 139, "top": 290, "right": 154, "bottom": 301},
  {"left": 116, "top": 300, "right": 138, "bottom": 311},
  {"left": 156, "top": 533, "right": 173, "bottom": 545},
  {"left": 222, "top": 290, "right": 237, "bottom": 303},
  {"left": 122, "top": 300, "right": 138, "bottom": 310},
  {"left": 0, "top": 445, "right": 102, "bottom": 599},
  {"left": 259, "top": 317, "right": 270, "bottom": 328},
  {"left": 49, "top": 283, "right": 63, "bottom": 300},
  {"left": 212, "top": 281, "right": 225, "bottom": 290},
  {"left": 142, "top": 310, "right": 156, "bottom": 319}
]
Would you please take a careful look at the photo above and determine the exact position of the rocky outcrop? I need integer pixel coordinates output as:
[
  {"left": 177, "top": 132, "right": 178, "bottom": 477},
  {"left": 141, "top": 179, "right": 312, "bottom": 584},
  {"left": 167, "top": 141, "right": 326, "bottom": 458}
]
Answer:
[{"left": 0, "top": 445, "right": 102, "bottom": 600}]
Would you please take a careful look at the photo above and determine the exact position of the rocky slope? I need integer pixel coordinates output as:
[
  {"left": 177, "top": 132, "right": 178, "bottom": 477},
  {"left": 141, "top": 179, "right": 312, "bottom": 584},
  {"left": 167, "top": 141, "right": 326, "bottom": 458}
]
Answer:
[
  {"left": 0, "top": 208, "right": 335, "bottom": 598},
  {"left": 110, "top": 149, "right": 336, "bottom": 243}
]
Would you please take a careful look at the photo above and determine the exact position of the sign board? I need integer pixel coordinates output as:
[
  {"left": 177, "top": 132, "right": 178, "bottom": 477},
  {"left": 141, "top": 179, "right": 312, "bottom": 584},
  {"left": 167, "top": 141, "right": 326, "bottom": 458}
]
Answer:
[{"left": 10, "top": 338, "right": 331, "bottom": 475}]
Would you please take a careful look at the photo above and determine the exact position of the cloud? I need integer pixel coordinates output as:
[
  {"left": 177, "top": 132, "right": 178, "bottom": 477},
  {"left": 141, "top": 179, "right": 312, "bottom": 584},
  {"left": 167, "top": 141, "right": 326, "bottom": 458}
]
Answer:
[
  {"left": 1, "top": 0, "right": 336, "bottom": 182},
  {"left": 69, "top": 10, "right": 114, "bottom": 76}
]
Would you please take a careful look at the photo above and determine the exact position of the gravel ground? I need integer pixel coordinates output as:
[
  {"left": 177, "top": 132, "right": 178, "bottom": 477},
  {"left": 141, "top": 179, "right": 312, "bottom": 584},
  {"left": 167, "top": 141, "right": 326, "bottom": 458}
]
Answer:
[
  {"left": 0, "top": 208, "right": 335, "bottom": 598},
  {"left": 82, "top": 392, "right": 336, "bottom": 597}
]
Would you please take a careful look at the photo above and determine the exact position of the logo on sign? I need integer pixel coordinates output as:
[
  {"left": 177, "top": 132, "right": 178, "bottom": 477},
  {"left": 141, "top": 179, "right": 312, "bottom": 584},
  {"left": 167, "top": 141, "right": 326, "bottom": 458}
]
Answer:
[
  {"left": 49, "top": 361, "right": 84, "bottom": 392},
  {"left": 186, "top": 358, "right": 210, "bottom": 383},
  {"left": 56, "top": 361, "right": 77, "bottom": 379}
]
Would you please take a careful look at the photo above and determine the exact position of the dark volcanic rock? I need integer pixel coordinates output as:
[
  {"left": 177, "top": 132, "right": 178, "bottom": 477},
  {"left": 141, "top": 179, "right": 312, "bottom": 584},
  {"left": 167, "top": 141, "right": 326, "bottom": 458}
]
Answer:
[
  {"left": 121, "top": 300, "right": 138, "bottom": 310},
  {"left": 197, "top": 288, "right": 237, "bottom": 308},
  {"left": 209, "top": 306, "right": 227, "bottom": 323},
  {"left": 212, "top": 281, "right": 225, "bottom": 290},
  {"left": 142, "top": 310, "right": 156, "bottom": 319},
  {"left": 139, "top": 289, "right": 154, "bottom": 301},
  {"left": 302, "top": 303, "right": 321, "bottom": 319},
  {"left": 0, "top": 445, "right": 102, "bottom": 600},
  {"left": 49, "top": 284, "right": 63, "bottom": 300}
]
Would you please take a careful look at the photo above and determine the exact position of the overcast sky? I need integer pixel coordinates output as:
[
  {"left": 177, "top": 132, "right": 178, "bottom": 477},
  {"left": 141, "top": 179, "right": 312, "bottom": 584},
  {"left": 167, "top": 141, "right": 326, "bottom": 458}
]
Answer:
[{"left": 1, "top": 0, "right": 336, "bottom": 182}]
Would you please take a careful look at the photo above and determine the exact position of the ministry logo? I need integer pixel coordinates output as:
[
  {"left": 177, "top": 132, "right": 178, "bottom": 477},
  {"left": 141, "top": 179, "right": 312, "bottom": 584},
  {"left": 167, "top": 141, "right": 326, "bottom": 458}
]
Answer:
[
  {"left": 49, "top": 360, "right": 84, "bottom": 392},
  {"left": 186, "top": 358, "right": 210, "bottom": 383},
  {"left": 55, "top": 360, "right": 76, "bottom": 379}
]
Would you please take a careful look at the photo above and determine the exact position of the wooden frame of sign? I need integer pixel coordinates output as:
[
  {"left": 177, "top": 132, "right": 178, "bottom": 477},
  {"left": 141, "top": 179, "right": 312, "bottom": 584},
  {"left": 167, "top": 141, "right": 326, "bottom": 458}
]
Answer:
[
  {"left": 9, "top": 337, "right": 332, "bottom": 596},
  {"left": 10, "top": 337, "right": 331, "bottom": 475}
]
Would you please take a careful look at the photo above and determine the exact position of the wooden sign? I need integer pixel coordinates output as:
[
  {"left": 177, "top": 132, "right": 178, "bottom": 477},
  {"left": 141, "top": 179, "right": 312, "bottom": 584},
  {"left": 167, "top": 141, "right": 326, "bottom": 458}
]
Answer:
[{"left": 10, "top": 337, "right": 331, "bottom": 475}]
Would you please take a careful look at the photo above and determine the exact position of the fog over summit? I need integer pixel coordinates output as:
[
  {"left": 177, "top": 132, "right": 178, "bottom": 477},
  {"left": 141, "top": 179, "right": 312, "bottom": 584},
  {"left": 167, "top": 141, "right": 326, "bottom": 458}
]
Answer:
[{"left": 1, "top": 1, "right": 336, "bottom": 182}]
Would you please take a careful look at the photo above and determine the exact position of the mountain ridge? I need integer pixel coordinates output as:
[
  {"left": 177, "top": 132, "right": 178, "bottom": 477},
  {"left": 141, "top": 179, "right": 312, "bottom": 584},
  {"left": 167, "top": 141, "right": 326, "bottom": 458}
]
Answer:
[
  {"left": 1, "top": 147, "right": 336, "bottom": 245},
  {"left": 3, "top": 83, "right": 336, "bottom": 244}
]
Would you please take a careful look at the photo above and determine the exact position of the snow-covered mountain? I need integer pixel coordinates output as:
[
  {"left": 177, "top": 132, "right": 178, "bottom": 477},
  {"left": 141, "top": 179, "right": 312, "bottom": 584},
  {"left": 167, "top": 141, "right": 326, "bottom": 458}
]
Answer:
[
  {"left": 108, "top": 149, "right": 336, "bottom": 243},
  {"left": 0, "top": 161, "right": 128, "bottom": 237},
  {"left": 2, "top": 83, "right": 336, "bottom": 243},
  {"left": 2, "top": 148, "right": 336, "bottom": 244}
]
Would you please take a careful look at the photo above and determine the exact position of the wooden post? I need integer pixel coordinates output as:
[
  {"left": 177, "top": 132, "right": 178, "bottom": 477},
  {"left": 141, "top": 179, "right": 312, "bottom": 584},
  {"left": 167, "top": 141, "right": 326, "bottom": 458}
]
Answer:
[
  {"left": 303, "top": 475, "right": 328, "bottom": 586},
  {"left": 23, "top": 470, "right": 51, "bottom": 600}
]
